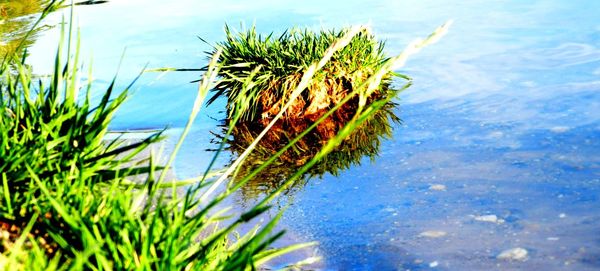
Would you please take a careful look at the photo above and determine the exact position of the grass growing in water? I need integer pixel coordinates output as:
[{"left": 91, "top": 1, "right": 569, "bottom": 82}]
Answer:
[
  {"left": 209, "top": 22, "right": 452, "bottom": 208},
  {"left": 207, "top": 24, "right": 452, "bottom": 197},
  {"left": 209, "top": 26, "right": 404, "bottom": 140}
]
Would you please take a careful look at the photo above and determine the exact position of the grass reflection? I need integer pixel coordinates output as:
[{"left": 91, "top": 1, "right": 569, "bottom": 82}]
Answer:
[
  {"left": 219, "top": 99, "right": 402, "bottom": 198},
  {"left": 0, "top": 0, "right": 106, "bottom": 64},
  {"left": 0, "top": 0, "right": 50, "bottom": 60}
]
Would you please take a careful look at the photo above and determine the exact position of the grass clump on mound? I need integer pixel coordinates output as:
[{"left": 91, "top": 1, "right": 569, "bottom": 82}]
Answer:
[
  {"left": 209, "top": 26, "right": 400, "bottom": 142},
  {"left": 208, "top": 22, "right": 452, "bottom": 197}
]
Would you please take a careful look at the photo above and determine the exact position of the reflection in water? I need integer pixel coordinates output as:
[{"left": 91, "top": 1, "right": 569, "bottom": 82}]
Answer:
[
  {"left": 218, "top": 99, "right": 400, "bottom": 199},
  {"left": 0, "top": 0, "right": 50, "bottom": 61},
  {"left": 0, "top": 0, "right": 107, "bottom": 63}
]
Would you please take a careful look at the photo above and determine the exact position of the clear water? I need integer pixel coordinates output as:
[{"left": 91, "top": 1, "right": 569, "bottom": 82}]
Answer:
[{"left": 28, "top": 0, "right": 600, "bottom": 270}]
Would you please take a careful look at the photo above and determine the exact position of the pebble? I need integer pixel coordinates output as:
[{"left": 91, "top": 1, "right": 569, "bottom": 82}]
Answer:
[
  {"left": 474, "top": 214, "right": 505, "bottom": 224},
  {"left": 429, "top": 261, "right": 439, "bottom": 267},
  {"left": 429, "top": 184, "right": 447, "bottom": 191},
  {"left": 419, "top": 230, "right": 447, "bottom": 238},
  {"left": 497, "top": 247, "right": 528, "bottom": 261}
]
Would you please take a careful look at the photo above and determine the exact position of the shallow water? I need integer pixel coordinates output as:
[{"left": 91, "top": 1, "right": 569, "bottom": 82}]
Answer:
[{"left": 28, "top": 0, "right": 600, "bottom": 270}]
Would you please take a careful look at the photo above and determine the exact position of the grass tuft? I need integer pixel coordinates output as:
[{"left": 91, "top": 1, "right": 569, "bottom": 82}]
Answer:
[
  {"left": 208, "top": 26, "right": 407, "bottom": 196},
  {"left": 209, "top": 26, "right": 398, "bottom": 133},
  {"left": 208, "top": 22, "right": 451, "bottom": 199}
]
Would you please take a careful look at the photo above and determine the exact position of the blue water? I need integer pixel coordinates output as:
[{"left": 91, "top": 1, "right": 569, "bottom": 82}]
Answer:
[{"left": 29, "top": 0, "right": 600, "bottom": 270}]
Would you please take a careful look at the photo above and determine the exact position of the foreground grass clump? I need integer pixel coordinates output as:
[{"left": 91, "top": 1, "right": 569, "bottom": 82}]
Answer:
[
  {"left": 0, "top": 38, "right": 297, "bottom": 271},
  {"left": 0, "top": 3, "right": 314, "bottom": 269},
  {"left": 209, "top": 26, "right": 400, "bottom": 142}
]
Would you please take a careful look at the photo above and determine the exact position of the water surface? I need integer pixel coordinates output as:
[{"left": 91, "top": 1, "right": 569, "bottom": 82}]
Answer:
[{"left": 28, "top": 1, "right": 600, "bottom": 270}]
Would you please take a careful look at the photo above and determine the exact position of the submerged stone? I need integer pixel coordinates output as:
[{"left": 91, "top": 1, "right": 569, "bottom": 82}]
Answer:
[
  {"left": 429, "top": 184, "right": 447, "bottom": 191},
  {"left": 473, "top": 214, "right": 505, "bottom": 224},
  {"left": 418, "top": 230, "right": 447, "bottom": 238},
  {"left": 497, "top": 247, "right": 528, "bottom": 261}
]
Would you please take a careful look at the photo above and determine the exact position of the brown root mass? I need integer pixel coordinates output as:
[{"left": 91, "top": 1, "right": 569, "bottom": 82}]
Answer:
[
  {"left": 229, "top": 73, "right": 391, "bottom": 166},
  {"left": 226, "top": 97, "right": 399, "bottom": 199},
  {"left": 248, "top": 68, "right": 385, "bottom": 151}
]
